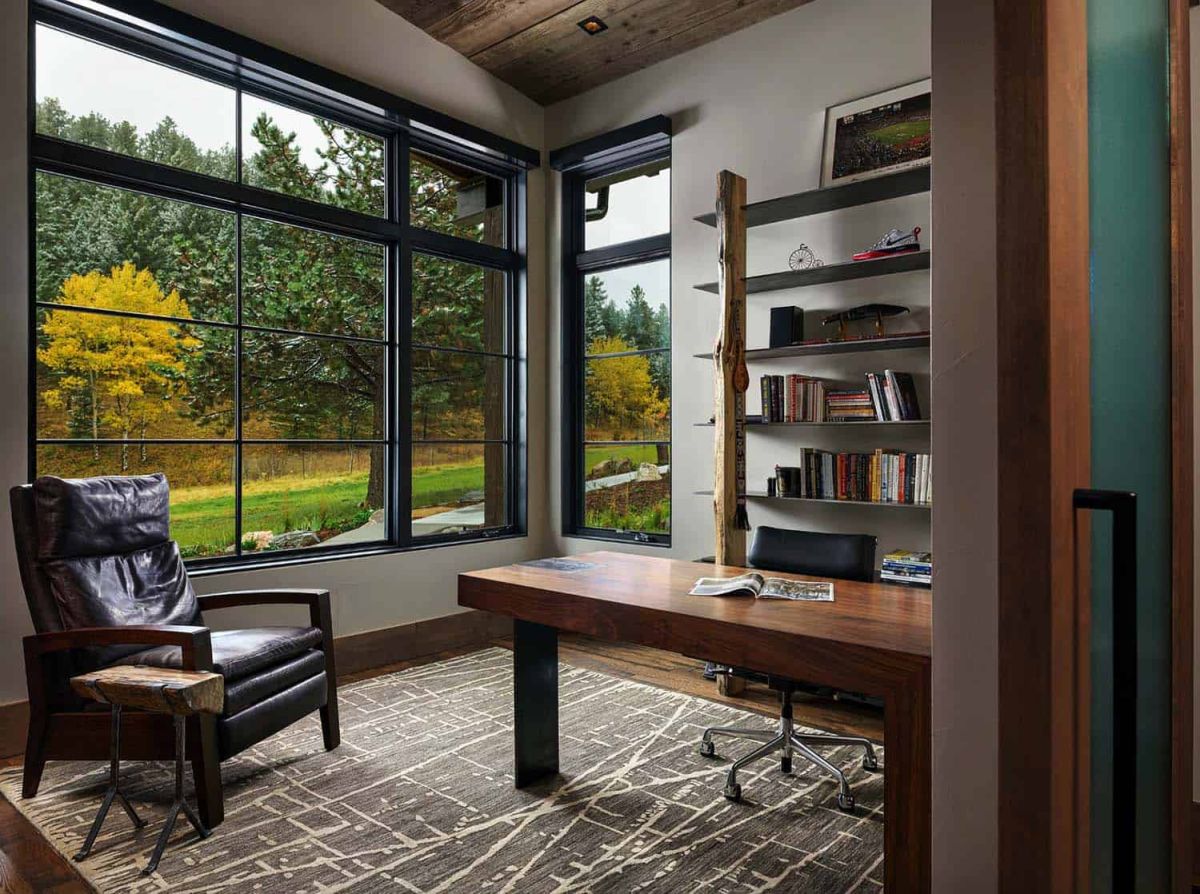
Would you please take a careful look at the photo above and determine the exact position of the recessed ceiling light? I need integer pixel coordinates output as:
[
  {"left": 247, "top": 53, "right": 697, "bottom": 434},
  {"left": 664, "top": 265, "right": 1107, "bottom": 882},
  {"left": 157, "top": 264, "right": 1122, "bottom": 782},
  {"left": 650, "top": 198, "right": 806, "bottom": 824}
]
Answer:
[{"left": 578, "top": 15, "right": 608, "bottom": 36}]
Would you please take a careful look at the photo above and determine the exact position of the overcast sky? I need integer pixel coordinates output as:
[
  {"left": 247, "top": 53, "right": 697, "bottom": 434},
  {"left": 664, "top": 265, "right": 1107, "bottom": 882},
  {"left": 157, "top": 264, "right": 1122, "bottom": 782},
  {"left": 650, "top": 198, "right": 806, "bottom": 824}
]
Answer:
[
  {"left": 38, "top": 24, "right": 336, "bottom": 169},
  {"left": 585, "top": 171, "right": 671, "bottom": 313},
  {"left": 37, "top": 23, "right": 671, "bottom": 316}
]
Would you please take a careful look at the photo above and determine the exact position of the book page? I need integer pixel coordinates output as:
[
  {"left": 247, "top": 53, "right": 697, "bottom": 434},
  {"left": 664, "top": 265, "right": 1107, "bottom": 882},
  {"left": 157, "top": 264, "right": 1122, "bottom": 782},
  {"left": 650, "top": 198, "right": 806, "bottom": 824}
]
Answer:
[
  {"left": 689, "top": 573, "right": 764, "bottom": 597},
  {"left": 758, "top": 579, "right": 835, "bottom": 602}
]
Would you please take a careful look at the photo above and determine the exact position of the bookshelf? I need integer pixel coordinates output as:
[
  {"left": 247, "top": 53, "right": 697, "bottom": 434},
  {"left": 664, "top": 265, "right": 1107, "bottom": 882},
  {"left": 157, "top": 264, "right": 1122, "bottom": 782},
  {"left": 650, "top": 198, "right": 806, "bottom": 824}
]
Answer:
[
  {"left": 696, "top": 491, "right": 932, "bottom": 510},
  {"left": 694, "top": 167, "right": 931, "bottom": 228},
  {"left": 704, "top": 168, "right": 932, "bottom": 565},
  {"left": 692, "top": 333, "right": 930, "bottom": 361},
  {"left": 694, "top": 420, "right": 930, "bottom": 428},
  {"left": 693, "top": 250, "right": 930, "bottom": 294}
]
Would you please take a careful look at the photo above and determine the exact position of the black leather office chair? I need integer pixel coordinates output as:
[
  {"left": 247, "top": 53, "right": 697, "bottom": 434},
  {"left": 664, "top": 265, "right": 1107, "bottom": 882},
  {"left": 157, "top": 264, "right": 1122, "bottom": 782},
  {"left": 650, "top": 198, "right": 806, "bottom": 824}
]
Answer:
[{"left": 699, "top": 526, "right": 880, "bottom": 810}]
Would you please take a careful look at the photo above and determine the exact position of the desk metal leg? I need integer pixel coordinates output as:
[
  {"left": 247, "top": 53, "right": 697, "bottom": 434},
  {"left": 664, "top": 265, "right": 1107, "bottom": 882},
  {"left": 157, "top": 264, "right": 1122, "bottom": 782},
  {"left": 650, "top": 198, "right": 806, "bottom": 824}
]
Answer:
[
  {"left": 513, "top": 619, "right": 558, "bottom": 787},
  {"left": 75, "top": 705, "right": 146, "bottom": 862}
]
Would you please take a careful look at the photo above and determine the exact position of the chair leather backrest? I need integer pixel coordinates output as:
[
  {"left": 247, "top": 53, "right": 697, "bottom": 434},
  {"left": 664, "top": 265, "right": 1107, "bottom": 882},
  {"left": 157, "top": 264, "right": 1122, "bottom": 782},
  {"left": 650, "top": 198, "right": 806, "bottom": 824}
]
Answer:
[
  {"left": 9, "top": 485, "right": 62, "bottom": 634},
  {"left": 10, "top": 475, "right": 200, "bottom": 640},
  {"left": 34, "top": 473, "right": 170, "bottom": 560},
  {"left": 748, "top": 526, "right": 877, "bottom": 583}
]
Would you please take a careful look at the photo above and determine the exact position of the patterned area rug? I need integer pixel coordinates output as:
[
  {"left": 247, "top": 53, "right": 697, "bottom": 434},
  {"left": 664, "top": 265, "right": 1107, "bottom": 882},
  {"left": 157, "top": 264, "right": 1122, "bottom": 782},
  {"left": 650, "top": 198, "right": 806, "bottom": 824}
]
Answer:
[{"left": 0, "top": 648, "right": 884, "bottom": 892}]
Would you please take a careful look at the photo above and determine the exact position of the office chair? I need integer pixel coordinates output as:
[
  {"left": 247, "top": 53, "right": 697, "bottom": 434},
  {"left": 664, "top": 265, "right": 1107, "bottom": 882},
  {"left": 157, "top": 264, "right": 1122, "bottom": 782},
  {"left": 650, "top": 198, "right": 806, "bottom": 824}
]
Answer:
[{"left": 699, "top": 527, "right": 880, "bottom": 810}]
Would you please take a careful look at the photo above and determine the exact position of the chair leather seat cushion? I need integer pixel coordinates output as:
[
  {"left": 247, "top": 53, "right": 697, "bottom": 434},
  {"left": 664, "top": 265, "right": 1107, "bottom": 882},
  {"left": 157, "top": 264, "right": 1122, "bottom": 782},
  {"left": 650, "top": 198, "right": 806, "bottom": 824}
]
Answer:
[
  {"left": 117, "top": 626, "right": 324, "bottom": 682},
  {"left": 221, "top": 649, "right": 327, "bottom": 717}
]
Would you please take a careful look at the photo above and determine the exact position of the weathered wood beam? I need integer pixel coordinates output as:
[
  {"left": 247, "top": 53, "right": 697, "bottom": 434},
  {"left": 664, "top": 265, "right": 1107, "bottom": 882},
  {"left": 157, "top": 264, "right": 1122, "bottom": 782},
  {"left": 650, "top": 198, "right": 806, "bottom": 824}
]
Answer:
[{"left": 713, "top": 170, "right": 748, "bottom": 567}]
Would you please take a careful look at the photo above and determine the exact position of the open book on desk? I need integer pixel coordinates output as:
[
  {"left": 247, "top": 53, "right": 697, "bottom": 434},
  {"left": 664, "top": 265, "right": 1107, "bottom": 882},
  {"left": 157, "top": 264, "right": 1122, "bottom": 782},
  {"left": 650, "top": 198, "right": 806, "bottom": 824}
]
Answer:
[{"left": 689, "top": 573, "right": 834, "bottom": 602}]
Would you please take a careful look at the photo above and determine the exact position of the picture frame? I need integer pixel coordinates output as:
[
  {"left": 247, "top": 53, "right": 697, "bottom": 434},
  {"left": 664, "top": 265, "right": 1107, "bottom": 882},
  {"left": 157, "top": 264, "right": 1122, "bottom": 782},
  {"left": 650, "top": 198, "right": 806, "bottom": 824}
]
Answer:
[{"left": 821, "top": 79, "right": 932, "bottom": 188}]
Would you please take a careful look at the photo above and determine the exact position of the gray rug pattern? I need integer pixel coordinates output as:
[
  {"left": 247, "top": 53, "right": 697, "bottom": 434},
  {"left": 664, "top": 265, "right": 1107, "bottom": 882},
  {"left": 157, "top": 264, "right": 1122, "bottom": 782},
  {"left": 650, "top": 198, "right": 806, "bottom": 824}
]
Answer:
[{"left": 0, "top": 648, "right": 884, "bottom": 892}]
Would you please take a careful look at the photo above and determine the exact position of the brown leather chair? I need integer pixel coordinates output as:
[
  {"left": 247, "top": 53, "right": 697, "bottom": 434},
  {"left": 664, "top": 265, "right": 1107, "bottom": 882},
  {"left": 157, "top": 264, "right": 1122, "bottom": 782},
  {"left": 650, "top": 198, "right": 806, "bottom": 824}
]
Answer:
[{"left": 11, "top": 473, "right": 339, "bottom": 828}]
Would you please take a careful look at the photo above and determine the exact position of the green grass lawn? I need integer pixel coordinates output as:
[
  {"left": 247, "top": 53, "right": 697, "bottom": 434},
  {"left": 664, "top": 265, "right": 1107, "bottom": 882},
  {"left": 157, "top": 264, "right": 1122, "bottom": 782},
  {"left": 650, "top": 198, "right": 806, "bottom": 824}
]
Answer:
[
  {"left": 868, "top": 120, "right": 931, "bottom": 146},
  {"left": 583, "top": 443, "right": 665, "bottom": 472},
  {"left": 171, "top": 459, "right": 486, "bottom": 556}
]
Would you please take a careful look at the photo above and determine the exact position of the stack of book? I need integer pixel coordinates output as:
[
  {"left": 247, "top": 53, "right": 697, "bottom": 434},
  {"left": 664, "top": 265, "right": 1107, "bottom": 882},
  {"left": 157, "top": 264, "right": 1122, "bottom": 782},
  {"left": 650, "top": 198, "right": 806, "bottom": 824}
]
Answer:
[
  {"left": 773, "top": 448, "right": 932, "bottom": 505},
  {"left": 881, "top": 550, "right": 932, "bottom": 587},
  {"left": 825, "top": 389, "right": 875, "bottom": 422},
  {"left": 760, "top": 374, "right": 828, "bottom": 423},
  {"left": 866, "top": 370, "right": 922, "bottom": 421}
]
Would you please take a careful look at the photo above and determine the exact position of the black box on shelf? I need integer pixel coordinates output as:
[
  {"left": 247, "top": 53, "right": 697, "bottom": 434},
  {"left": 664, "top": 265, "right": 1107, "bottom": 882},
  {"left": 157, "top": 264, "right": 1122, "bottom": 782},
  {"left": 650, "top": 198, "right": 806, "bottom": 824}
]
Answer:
[{"left": 769, "top": 306, "right": 805, "bottom": 348}]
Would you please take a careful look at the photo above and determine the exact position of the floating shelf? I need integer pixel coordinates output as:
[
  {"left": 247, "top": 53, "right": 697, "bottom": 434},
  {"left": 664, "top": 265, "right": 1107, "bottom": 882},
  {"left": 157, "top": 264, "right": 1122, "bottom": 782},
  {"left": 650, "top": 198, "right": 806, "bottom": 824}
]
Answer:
[
  {"left": 694, "top": 167, "right": 931, "bottom": 228},
  {"left": 694, "top": 250, "right": 930, "bottom": 294},
  {"left": 693, "top": 419, "right": 929, "bottom": 428},
  {"left": 693, "top": 333, "right": 930, "bottom": 361},
  {"left": 695, "top": 490, "right": 932, "bottom": 510}
]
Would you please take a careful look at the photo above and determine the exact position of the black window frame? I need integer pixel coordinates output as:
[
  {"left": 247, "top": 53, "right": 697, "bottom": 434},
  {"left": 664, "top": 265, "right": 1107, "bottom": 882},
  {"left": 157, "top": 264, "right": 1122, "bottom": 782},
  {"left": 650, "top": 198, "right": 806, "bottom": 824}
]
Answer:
[
  {"left": 552, "top": 117, "right": 672, "bottom": 546},
  {"left": 27, "top": 0, "right": 535, "bottom": 571}
]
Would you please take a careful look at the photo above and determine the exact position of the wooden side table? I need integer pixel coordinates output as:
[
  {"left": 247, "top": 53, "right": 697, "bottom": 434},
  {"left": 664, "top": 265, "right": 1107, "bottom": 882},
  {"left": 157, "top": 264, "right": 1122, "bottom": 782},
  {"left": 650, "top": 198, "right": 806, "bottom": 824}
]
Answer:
[{"left": 70, "top": 666, "right": 224, "bottom": 876}]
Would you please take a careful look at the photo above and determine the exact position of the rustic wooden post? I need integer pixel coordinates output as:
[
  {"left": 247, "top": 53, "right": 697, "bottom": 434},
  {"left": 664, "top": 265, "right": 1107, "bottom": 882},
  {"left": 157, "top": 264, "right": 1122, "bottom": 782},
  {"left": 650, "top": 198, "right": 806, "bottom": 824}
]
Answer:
[{"left": 713, "top": 170, "right": 748, "bottom": 567}]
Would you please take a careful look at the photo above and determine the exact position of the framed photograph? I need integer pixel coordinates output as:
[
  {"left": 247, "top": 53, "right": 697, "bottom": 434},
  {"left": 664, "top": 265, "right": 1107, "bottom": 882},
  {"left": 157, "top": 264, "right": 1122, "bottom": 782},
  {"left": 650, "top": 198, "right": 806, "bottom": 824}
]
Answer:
[{"left": 821, "top": 79, "right": 931, "bottom": 187}]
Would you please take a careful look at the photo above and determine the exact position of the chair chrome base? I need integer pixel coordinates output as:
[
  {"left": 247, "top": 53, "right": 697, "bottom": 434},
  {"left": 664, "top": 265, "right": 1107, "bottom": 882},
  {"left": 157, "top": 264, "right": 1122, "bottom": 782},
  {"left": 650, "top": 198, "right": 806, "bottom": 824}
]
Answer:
[{"left": 699, "top": 689, "right": 878, "bottom": 812}]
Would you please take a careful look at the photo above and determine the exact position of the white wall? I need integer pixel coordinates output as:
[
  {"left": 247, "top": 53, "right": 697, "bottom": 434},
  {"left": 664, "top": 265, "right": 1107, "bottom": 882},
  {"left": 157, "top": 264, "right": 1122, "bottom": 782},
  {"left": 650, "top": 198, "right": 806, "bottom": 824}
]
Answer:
[
  {"left": 544, "top": 0, "right": 932, "bottom": 563},
  {"left": 544, "top": 1, "right": 1004, "bottom": 887},
  {"left": 930, "top": 0, "right": 998, "bottom": 886},
  {"left": 0, "top": 0, "right": 551, "bottom": 705}
]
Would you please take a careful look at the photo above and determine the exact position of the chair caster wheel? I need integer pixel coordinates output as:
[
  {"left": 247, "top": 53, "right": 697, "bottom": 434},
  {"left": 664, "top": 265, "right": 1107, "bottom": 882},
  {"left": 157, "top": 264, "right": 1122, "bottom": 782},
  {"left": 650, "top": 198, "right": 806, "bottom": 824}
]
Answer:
[
  {"left": 863, "top": 755, "right": 879, "bottom": 772},
  {"left": 781, "top": 756, "right": 792, "bottom": 773},
  {"left": 837, "top": 792, "right": 856, "bottom": 812},
  {"left": 699, "top": 740, "right": 716, "bottom": 758},
  {"left": 724, "top": 783, "right": 742, "bottom": 801}
]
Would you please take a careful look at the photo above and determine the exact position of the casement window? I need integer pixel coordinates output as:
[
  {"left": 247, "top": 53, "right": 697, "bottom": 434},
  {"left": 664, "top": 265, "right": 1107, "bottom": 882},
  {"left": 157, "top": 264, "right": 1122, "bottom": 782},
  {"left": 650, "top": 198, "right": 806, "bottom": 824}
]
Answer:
[
  {"left": 29, "top": 0, "right": 533, "bottom": 567},
  {"left": 552, "top": 118, "right": 672, "bottom": 544}
]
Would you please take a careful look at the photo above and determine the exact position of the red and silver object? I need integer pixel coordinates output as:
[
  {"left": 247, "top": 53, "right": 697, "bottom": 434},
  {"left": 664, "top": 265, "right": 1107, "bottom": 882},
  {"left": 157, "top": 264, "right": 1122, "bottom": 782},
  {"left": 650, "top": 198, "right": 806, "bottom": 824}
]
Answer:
[{"left": 852, "top": 226, "right": 921, "bottom": 261}]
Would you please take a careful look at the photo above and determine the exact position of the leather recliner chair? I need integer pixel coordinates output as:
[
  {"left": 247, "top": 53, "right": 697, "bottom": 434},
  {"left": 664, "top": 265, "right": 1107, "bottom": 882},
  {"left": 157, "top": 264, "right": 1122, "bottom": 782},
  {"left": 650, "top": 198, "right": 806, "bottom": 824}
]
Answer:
[{"left": 10, "top": 473, "right": 340, "bottom": 827}]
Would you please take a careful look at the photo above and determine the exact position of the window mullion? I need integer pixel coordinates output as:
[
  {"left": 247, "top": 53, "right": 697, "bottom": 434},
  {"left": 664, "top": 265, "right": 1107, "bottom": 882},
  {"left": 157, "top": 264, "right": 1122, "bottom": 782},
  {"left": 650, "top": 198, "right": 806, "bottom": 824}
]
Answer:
[{"left": 394, "top": 134, "right": 413, "bottom": 548}]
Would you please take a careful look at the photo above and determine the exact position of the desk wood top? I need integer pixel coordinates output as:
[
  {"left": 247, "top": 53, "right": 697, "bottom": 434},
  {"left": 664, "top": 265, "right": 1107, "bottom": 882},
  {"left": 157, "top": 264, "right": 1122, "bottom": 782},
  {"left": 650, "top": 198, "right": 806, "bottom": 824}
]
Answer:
[{"left": 459, "top": 551, "right": 930, "bottom": 660}]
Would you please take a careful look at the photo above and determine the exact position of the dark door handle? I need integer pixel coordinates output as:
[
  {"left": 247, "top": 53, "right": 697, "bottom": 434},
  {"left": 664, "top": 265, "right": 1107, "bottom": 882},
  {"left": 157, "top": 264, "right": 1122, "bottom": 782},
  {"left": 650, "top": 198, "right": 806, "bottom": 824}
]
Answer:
[{"left": 1073, "top": 488, "right": 1136, "bottom": 891}]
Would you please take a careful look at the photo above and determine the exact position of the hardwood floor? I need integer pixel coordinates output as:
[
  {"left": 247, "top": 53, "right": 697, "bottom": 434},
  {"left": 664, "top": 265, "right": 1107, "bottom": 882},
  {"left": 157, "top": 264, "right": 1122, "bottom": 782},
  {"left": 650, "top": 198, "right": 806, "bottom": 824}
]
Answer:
[{"left": 0, "top": 636, "right": 880, "bottom": 892}]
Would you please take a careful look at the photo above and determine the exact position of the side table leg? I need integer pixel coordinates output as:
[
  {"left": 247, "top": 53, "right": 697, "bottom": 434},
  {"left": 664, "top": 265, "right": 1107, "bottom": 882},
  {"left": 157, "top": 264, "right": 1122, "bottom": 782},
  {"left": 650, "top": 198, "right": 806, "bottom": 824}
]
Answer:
[
  {"left": 143, "top": 716, "right": 211, "bottom": 877},
  {"left": 75, "top": 705, "right": 145, "bottom": 862}
]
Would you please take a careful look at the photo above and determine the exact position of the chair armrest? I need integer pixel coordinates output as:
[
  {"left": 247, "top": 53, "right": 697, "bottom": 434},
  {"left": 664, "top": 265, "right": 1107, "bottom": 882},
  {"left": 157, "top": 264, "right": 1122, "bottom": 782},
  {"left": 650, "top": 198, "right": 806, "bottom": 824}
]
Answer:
[
  {"left": 197, "top": 589, "right": 333, "bottom": 639},
  {"left": 197, "top": 589, "right": 328, "bottom": 611},
  {"left": 23, "top": 625, "right": 214, "bottom": 670}
]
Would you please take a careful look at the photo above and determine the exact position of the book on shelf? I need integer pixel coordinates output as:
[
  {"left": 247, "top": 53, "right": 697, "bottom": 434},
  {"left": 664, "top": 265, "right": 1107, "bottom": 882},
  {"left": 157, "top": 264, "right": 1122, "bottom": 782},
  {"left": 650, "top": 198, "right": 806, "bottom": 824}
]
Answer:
[
  {"left": 881, "top": 549, "right": 932, "bottom": 586},
  {"left": 867, "top": 370, "right": 922, "bottom": 421},
  {"left": 759, "top": 374, "right": 831, "bottom": 423},
  {"left": 759, "top": 371, "right": 924, "bottom": 423},
  {"left": 773, "top": 449, "right": 932, "bottom": 505},
  {"left": 689, "top": 573, "right": 835, "bottom": 602}
]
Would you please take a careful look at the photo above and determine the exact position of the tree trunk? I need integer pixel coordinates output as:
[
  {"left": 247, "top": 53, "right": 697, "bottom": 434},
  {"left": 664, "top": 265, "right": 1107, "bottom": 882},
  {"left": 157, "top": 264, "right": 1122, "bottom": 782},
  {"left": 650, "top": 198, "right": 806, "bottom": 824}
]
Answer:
[{"left": 89, "top": 371, "right": 99, "bottom": 462}]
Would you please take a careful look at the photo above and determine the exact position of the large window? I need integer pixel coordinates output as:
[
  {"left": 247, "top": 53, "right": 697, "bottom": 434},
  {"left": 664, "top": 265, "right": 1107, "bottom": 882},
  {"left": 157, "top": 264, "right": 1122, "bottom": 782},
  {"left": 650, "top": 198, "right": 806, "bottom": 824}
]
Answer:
[
  {"left": 30, "top": 1, "right": 533, "bottom": 566},
  {"left": 553, "top": 119, "right": 672, "bottom": 544}
]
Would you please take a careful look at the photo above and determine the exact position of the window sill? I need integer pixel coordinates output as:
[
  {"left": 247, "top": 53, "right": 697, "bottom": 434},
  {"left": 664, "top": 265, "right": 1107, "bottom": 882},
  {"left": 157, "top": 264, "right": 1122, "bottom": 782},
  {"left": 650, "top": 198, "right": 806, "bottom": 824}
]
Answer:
[
  {"left": 187, "top": 530, "right": 527, "bottom": 577},
  {"left": 562, "top": 529, "right": 671, "bottom": 548}
]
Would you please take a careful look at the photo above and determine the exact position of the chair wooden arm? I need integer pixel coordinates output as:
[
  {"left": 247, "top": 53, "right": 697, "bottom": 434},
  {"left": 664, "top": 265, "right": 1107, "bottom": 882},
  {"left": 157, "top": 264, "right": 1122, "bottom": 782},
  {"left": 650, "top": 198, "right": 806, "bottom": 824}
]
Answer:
[
  {"left": 24, "top": 625, "right": 213, "bottom": 665},
  {"left": 197, "top": 589, "right": 328, "bottom": 611},
  {"left": 197, "top": 589, "right": 332, "bottom": 636},
  {"left": 23, "top": 625, "right": 216, "bottom": 714}
]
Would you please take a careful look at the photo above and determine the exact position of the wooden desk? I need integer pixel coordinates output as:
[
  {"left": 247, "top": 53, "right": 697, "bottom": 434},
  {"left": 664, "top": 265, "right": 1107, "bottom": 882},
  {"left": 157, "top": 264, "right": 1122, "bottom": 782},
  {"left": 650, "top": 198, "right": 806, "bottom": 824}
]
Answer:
[{"left": 458, "top": 551, "right": 932, "bottom": 893}]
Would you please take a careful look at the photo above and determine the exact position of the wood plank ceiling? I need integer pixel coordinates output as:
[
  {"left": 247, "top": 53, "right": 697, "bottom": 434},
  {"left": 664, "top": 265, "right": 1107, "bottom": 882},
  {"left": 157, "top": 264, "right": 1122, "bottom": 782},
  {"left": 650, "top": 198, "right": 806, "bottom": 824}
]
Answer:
[{"left": 376, "top": 0, "right": 815, "bottom": 105}]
